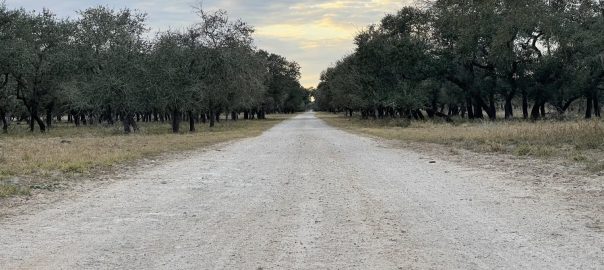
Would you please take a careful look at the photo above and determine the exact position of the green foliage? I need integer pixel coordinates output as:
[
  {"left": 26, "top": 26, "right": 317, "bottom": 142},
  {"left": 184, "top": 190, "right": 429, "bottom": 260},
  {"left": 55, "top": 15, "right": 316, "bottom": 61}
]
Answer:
[
  {"left": 0, "top": 4, "right": 310, "bottom": 134},
  {"left": 314, "top": 0, "right": 604, "bottom": 121}
]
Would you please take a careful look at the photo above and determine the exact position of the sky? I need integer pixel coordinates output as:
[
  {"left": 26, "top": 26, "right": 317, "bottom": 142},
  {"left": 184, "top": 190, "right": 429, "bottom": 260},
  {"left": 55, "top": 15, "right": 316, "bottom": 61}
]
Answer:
[{"left": 5, "top": 0, "right": 413, "bottom": 88}]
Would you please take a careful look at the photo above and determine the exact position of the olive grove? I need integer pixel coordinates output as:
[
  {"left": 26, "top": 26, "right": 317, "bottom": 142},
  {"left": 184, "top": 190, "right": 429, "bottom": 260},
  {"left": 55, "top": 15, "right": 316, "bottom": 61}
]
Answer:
[
  {"left": 0, "top": 4, "right": 310, "bottom": 133},
  {"left": 314, "top": 0, "right": 604, "bottom": 120}
]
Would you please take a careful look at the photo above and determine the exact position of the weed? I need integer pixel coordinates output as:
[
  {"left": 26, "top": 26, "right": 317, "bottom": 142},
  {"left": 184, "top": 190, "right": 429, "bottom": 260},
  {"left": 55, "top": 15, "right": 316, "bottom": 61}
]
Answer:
[
  {"left": 571, "top": 153, "right": 588, "bottom": 162},
  {"left": 586, "top": 161, "right": 604, "bottom": 173},
  {"left": 0, "top": 184, "right": 30, "bottom": 198},
  {"left": 514, "top": 145, "right": 532, "bottom": 156}
]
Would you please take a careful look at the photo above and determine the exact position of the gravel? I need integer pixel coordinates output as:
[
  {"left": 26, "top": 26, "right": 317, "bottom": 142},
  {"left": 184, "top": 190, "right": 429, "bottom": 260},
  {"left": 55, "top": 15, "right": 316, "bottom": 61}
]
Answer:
[{"left": 0, "top": 112, "right": 602, "bottom": 269}]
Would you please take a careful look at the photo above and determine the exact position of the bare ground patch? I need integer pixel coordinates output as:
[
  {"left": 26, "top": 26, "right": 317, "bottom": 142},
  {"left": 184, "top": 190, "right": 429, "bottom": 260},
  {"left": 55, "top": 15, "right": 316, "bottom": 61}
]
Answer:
[
  {"left": 318, "top": 113, "right": 604, "bottom": 226},
  {"left": 0, "top": 115, "right": 292, "bottom": 214}
]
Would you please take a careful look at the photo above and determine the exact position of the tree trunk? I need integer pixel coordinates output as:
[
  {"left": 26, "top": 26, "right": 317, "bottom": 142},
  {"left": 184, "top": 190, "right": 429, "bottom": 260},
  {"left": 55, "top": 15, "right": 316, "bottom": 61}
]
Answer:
[
  {"left": 74, "top": 112, "right": 80, "bottom": 127},
  {"left": 377, "top": 106, "right": 385, "bottom": 119},
  {"left": 504, "top": 95, "right": 514, "bottom": 119},
  {"left": 45, "top": 103, "right": 53, "bottom": 128},
  {"left": 122, "top": 113, "right": 138, "bottom": 134},
  {"left": 522, "top": 89, "right": 529, "bottom": 119},
  {"left": 209, "top": 109, "right": 215, "bottom": 127},
  {"left": 34, "top": 114, "right": 46, "bottom": 133},
  {"left": 107, "top": 111, "right": 114, "bottom": 125},
  {"left": 129, "top": 114, "right": 138, "bottom": 132},
  {"left": 171, "top": 109, "right": 181, "bottom": 133},
  {"left": 411, "top": 110, "right": 419, "bottom": 120},
  {"left": 188, "top": 111, "right": 195, "bottom": 132},
  {"left": 123, "top": 116, "right": 131, "bottom": 133},
  {"left": 259, "top": 109, "right": 266, "bottom": 119},
  {"left": 414, "top": 109, "right": 425, "bottom": 120},
  {"left": 427, "top": 99, "right": 437, "bottom": 119},
  {"left": 1, "top": 110, "right": 7, "bottom": 133},
  {"left": 585, "top": 95, "right": 593, "bottom": 119},
  {"left": 29, "top": 105, "right": 45, "bottom": 132},
  {"left": 530, "top": 101, "right": 543, "bottom": 120},
  {"left": 488, "top": 93, "right": 496, "bottom": 120},
  {"left": 426, "top": 108, "right": 435, "bottom": 118},
  {"left": 594, "top": 93, "right": 601, "bottom": 118},
  {"left": 29, "top": 112, "right": 35, "bottom": 132},
  {"left": 465, "top": 97, "right": 474, "bottom": 119},
  {"left": 473, "top": 98, "right": 483, "bottom": 119}
]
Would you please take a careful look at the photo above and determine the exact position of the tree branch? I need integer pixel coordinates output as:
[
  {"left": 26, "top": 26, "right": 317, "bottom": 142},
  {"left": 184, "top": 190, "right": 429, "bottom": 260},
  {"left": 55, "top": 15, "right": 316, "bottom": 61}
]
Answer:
[
  {"left": 531, "top": 32, "right": 544, "bottom": 58},
  {"left": 445, "top": 75, "right": 469, "bottom": 91},
  {"left": 0, "top": 74, "right": 8, "bottom": 90},
  {"left": 472, "top": 61, "right": 495, "bottom": 72}
]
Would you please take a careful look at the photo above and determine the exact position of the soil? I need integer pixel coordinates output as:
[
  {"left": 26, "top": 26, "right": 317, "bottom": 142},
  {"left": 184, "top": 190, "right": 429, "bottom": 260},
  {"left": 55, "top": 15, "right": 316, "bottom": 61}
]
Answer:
[{"left": 1, "top": 112, "right": 602, "bottom": 269}]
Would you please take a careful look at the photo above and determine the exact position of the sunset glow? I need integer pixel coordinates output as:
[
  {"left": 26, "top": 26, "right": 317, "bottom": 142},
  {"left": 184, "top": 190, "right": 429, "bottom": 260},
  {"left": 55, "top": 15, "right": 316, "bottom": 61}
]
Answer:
[{"left": 5, "top": 0, "right": 412, "bottom": 87}]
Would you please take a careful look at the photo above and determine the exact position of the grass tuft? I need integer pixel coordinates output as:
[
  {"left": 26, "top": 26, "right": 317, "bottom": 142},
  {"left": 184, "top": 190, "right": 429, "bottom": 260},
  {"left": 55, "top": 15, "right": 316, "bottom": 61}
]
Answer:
[
  {"left": 0, "top": 184, "right": 30, "bottom": 198},
  {"left": 319, "top": 113, "right": 604, "bottom": 172}
]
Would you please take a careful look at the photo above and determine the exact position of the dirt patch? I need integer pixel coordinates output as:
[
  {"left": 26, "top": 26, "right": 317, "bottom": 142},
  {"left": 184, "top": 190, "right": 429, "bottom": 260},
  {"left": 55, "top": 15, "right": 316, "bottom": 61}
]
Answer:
[{"left": 0, "top": 112, "right": 602, "bottom": 269}]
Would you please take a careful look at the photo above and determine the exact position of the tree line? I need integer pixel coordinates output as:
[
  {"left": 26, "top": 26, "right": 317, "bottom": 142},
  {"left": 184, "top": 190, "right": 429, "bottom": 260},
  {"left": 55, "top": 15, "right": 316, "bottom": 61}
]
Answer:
[
  {"left": 0, "top": 5, "right": 310, "bottom": 133},
  {"left": 314, "top": 0, "right": 604, "bottom": 121}
]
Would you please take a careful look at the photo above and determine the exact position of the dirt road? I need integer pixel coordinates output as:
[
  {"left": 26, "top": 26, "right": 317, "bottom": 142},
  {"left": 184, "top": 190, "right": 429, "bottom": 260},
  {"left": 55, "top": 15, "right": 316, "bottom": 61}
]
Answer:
[{"left": 1, "top": 112, "right": 602, "bottom": 269}]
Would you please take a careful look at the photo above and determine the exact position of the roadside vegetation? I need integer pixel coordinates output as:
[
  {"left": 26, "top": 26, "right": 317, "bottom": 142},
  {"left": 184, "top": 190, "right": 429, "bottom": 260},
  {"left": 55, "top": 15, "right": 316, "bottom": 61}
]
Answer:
[
  {"left": 0, "top": 114, "right": 291, "bottom": 198},
  {"left": 0, "top": 4, "right": 310, "bottom": 134},
  {"left": 314, "top": 1, "right": 603, "bottom": 120},
  {"left": 0, "top": 4, "right": 310, "bottom": 198},
  {"left": 319, "top": 113, "right": 604, "bottom": 173},
  {"left": 314, "top": 1, "right": 603, "bottom": 172}
]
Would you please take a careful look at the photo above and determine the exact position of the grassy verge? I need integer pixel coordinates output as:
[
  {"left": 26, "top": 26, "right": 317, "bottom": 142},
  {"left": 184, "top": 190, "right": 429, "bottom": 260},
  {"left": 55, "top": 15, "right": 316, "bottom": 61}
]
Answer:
[
  {"left": 318, "top": 113, "right": 604, "bottom": 173},
  {"left": 0, "top": 115, "right": 292, "bottom": 198}
]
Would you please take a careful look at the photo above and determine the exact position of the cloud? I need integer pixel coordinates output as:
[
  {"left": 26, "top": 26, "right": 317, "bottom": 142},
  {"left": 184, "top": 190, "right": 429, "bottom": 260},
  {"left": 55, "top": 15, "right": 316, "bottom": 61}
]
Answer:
[
  {"left": 256, "top": 17, "right": 355, "bottom": 42},
  {"left": 4, "top": 0, "right": 414, "bottom": 87}
]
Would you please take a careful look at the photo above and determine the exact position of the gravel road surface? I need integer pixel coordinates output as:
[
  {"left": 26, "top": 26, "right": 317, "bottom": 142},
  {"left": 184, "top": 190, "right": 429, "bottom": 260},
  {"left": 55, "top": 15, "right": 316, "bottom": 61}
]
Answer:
[{"left": 1, "top": 112, "right": 602, "bottom": 269}]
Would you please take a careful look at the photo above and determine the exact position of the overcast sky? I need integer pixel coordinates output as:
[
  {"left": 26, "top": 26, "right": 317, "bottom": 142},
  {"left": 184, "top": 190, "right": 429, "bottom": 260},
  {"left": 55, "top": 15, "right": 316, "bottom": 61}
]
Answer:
[{"left": 5, "top": 0, "right": 413, "bottom": 87}]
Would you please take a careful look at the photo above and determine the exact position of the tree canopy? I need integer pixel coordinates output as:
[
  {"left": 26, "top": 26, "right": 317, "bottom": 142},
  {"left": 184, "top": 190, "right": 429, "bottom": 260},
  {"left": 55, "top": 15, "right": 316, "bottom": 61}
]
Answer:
[
  {"left": 0, "top": 4, "right": 310, "bottom": 133},
  {"left": 314, "top": 0, "right": 604, "bottom": 121}
]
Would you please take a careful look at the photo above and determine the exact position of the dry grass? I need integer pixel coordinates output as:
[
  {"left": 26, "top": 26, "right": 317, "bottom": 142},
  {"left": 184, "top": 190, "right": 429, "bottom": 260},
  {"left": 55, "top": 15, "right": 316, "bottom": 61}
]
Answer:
[
  {"left": 318, "top": 113, "right": 604, "bottom": 172},
  {"left": 0, "top": 184, "right": 30, "bottom": 198},
  {"left": 0, "top": 115, "right": 292, "bottom": 197}
]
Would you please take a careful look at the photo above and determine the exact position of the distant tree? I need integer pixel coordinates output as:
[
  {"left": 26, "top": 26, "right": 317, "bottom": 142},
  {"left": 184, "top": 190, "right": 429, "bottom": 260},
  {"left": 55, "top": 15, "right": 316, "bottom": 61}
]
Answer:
[
  {"left": 148, "top": 31, "right": 198, "bottom": 133},
  {"left": 315, "top": 0, "right": 604, "bottom": 121},
  {"left": 6, "top": 9, "right": 72, "bottom": 132},
  {"left": 191, "top": 8, "right": 255, "bottom": 127},
  {"left": 73, "top": 6, "right": 149, "bottom": 132},
  {"left": 0, "top": 4, "right": 309, "bottom": 135},
  {"left": 261, "top": 51, "right": 306, "bottom": 115}
]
